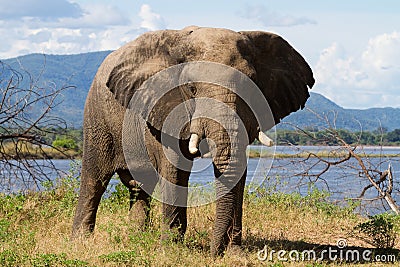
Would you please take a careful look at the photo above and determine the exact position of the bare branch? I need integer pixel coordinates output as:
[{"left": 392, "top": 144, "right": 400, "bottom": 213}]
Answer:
[
  {"left": 0, "top": 59, "right": 76, "bottom": 192},
  {"left": 273, "top": 107, "right": 399, "bottom": 214}
]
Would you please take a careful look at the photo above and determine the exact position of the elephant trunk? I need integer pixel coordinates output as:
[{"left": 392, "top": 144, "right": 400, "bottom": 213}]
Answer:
[
  {"left": 209, "top": 122, "right": 248, "bottom": 256},
  {"left": 187, "top": 87, "right": 249, "bottom": 255},
  {"left": 212, "top": 151, "right": 247, "bottom": 256},
  {"left": 201, "top": 110, "right": 248, "bottom": 256}
]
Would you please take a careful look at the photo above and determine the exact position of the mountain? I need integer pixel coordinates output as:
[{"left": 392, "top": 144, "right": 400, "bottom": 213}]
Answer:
[
  {"left": 2, "top": 52, "right": 400, "bottom": 131},
  {"left": 2, "top": 51, "right": 112, "bottom": 127},
  {"left": 283, "top": 93, "right": 400, "bottom": 131}
]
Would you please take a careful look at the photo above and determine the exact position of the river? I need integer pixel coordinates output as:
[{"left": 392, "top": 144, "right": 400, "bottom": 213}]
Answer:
[{"left": 2, "top": 146, "right": 399, "bottom": 214}]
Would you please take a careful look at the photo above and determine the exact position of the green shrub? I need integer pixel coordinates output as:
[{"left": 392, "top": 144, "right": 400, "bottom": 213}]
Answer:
[
  {"left": 353, "top": 212, "right": 400, "bottom": 248},
  {"left": 0, "top": 218, "right": 11, "bottom": 242},
  {"left": 52, "top": 138, "right": 77, "bottom": 149},
  {"left": 109, "top": 180, "right": 130, "bottom": 204},
  {"left": 31, "top": 253, "right": 89, "bottom": 267},
  {"left": 0, "top": 250, "right": 24, "bottom": 267},
  {"left": 247, "top": 183, "right": 357, "bottom": 218}
]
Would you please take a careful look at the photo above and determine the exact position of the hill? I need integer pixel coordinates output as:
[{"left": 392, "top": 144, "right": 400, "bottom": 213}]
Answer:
[
  {"left": 2, "top": 52, "right": 400, "bottom": 131},
  {"left": 283, "top": 93, "right": 400, "bottom": 131},
  {"left": 2, "top": 51, "right": 111, "bottom": 127}
]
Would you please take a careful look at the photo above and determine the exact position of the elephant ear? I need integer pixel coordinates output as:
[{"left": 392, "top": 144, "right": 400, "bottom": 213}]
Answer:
[
  {"left": 240, "top": 31, "right": 315, "bottom": 124},
  {"left": 106, "top": 31, "right": 195, "bottom": 137},
  {"left": 107, "top": 54, "right": 172, "bottom": 107}
]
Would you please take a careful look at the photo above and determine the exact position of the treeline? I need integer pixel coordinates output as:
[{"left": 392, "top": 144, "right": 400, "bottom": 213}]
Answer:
[
  {"left": 3, "top": 127, "right": 400, "bottom": 153},
  {"left": 0, "top": 127, "right": 84, "bottom": 151},
  {"left": 267, "top": 128, "right": 400, "bottom": 146},
  {"left": 53, "top": 128, "right": 400, "bottom": 148}
]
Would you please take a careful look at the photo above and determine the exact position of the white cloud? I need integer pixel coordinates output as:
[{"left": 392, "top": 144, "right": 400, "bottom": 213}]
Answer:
[
  {"left": 139, "top": 4, "right": 166, "bottom": 31},
  {"left": 0, "top": 3, "right": 166, "bottom": 58},
  {"left": 28, "top": 30, "right": 53, "bottom": 43},
  {"left": 240, "top": 4, "right": 316, "bottom": 27},
  {"left": 315, "top": 32, "right": 400, "bottom": 108},
  {"left": 58, "top": 4, "right": 130, "bottom": 29}
]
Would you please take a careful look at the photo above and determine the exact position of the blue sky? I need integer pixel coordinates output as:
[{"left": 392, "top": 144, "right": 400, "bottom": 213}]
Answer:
[{"left": 1, "top": 0, "right": 399, "bottom": 109}]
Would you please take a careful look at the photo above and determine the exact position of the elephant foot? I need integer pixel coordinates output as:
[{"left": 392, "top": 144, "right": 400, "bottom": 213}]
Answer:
[
  {"left": 211, "top": 243, "right": 246, "bottom": 259},
  {"left": 211, "top": 234, "right": 243, "bottom": 257},
  {"left": 129, "top": 199, "right": 149, "bottom": 230},
  {"left": 70, "top": 224, "right": 94, "bottom": 241},
  {"left": 160, "top": 203, "right": 187, "bottom": 244},
  {"left": 71, "top": 211, "right": 98, "bottom": 241},
  {"left": 160, "top": 227, "right": 185, "bottom": 244},
  {"left": 224, "top": 244, "right": 247, "bottom": 258}
]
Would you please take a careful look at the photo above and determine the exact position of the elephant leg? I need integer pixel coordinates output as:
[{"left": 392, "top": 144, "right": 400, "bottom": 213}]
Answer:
[
  {"left": 159, "top": 163, "right": 191, "bottom": 242},
  {"left": 117, "top": 169, "right": 154, "bottom": 229},
  {"left": 72, "top": 155, "right": 112, "bottom": 238},
  {"left": 211, "top": 167, "right": 247, "bottom": 256},
  {"left": 230, "top": 173, "right": 246, "bottom": 247}
]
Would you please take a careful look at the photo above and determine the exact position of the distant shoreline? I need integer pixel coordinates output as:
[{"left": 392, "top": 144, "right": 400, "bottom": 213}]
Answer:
[{"left": 3, "top": 145, "right": 399, "bottom": 160}]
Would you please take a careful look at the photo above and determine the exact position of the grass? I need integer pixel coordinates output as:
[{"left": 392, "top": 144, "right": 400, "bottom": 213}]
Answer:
[
  {"left": 0, "top": 142, "right": 81, "bottom": 159},
  {"left": 0, "top": 176, "right": 399, "bottom": 266}
]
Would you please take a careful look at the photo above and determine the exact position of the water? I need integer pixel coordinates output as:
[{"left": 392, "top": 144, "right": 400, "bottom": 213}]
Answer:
[
  {"left": 0, "top": 159, "right": 77, "bottom": 192},
  {"left": 2, "top": 146, "right": 399, "bottom": 214},
  {"left": 191, "top": 157, "right": 399, "bottom": 197},
  {"left": 249, "top": 145, "right": 400, "bottom": 156}
]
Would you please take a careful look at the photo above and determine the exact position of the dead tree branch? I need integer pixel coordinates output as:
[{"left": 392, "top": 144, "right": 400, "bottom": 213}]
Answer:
[
  {"left": 0, "top": 59, "right": 74, "bottom": 192},
  {"left": 276, "top": 108, "right": 399, "bottom": 214}
]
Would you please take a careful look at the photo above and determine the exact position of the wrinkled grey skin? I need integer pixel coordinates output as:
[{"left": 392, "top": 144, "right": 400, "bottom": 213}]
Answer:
[{"left": 72, "top": 26, "right": 314, "bottom": 256}]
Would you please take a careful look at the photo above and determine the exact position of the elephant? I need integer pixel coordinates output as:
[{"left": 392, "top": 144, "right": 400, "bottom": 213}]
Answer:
[{"left": 72, "top": 26, "right": 314, "bottom": 256}]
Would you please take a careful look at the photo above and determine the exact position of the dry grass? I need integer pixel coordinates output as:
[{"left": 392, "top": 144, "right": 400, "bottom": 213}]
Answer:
[
  {"left": 0, "top": 142, "right": 80, "bottom": 159},
  {"left": 246, "top": 147, "right": 399, "bottom": 159},
  {"left": 0, "top": 180, "right": 398, "bottom": 267}
]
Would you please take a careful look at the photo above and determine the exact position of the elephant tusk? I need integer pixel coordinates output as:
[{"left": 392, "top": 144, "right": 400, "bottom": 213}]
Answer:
[
  {"left": 189, "top": 133, "right": 200, "bottom": 154},
  {"left": 258, "top": 131, "right": 274, "bottom": 147}
]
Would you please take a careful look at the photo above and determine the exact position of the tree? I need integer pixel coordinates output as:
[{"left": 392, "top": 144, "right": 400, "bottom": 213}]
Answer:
[
  {"left": 52, "top": 137, "right": 77, "bottom": 150},
  {"left": 386, "top": 129, "right": 400, "bottom": 143},
  {"left": 0, "top": 60, "right": 73, "bottom": 192},
  {"left": 273, "top": 109, "right": 399, "bottom": 214}
]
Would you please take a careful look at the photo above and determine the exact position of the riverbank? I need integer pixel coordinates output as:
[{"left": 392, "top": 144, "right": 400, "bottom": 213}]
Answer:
[
  {"left": 2, "top": 143, "right": 400, "bottom": 160},
  {"left": 1, "top": 178, "right": 399, "bottom": 266},
  {"left": 250, "top": 145, "right": 400, "bottom": 159},
  {"left": 246, "top": 149, "right": 400, "bottom": 159},
  {"left": 0, "top": 142, "right": 81, "bottom": 159}
]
